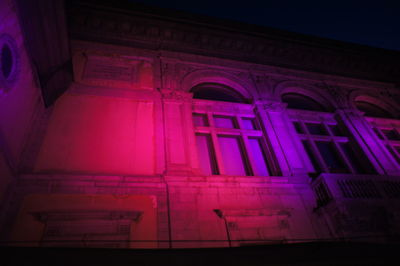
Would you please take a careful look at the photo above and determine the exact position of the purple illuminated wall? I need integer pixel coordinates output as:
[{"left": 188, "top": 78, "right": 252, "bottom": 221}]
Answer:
[{"left": 1, "top": 0, "right": 400, "bottom": 249}]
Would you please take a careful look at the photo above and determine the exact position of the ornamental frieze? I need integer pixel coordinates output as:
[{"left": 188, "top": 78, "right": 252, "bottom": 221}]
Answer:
[
  {"left": 68, "top": 5, "right": 400, "bottom": 83},
  {"left": 315, "top": 82, "right": 350, "bottom": 109},
  {"left": 260, "top": 101, "right": 288, "bottom": 113},
  {"left": 193, "top": 102, "right": 254, "bottom": 116},
  {"left": 160, "top": 89, "right": 193, "bottom": 102}
]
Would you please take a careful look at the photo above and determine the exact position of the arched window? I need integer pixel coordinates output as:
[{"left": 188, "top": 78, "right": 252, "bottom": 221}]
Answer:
[
  {"left": 355, "top": 101, "right": 394, "bottom": 119},
  {"left": 192, "top": 83, "right": 248, "bottom": 103},
  {"left": 283, "top": 92, "right": 373, "bottom": 175},
  {"left": 282, "top": 93, "right": 328, "bottom": 112},
  {"left": 356, "top": 99, "right": 400, "bottom": 165},
  {"left": 192, "top": 83, "right": 277, "bottom": 176}
]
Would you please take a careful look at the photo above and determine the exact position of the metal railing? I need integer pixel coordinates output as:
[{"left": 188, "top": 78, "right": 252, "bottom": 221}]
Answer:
[{"left": 312, "top": 173, "right": 400, "bottom": 205}]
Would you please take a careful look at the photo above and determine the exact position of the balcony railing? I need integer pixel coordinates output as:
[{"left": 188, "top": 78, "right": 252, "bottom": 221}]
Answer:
[{"left": 312, "top": 173, "right": 400, "bottom": 208}]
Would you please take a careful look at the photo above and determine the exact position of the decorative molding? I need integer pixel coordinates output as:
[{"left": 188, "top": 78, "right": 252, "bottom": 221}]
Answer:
[
  {"left": 218, "top": 208, "right": 292, "bottom": 217},
  {"left": 379, "top": 88, "right": 395, "bottom": 100},
  {"left": 32, "top": 210, "right": 142, "bottom": 222},
  {"left": 287, "top": 109, "right": 336, "bottom": 122},
  {"left": 179, "top": 67, "right": 253, "bottom": 99},
  {"left": 315, "top": 82, "right": 350, "bottom": 108},
  {"left": 336, "top": 108, "right": 365, "bottom": 118},
  {"left": 31, "top": 210, "right": 142, "bottom": 248},
  {"left": 73, "top": 53, "right": 142, "bottom": 89},
  {"left": 160, "top": 89, "right": 193, "bottom": 102},
  {"left": 68, "top": 3, "right": 400, "bottom": 83},
  {"left": 193, "top": 100, "right": 254, "bottom": 115},
  {"left": 83, "top": 55, "right": 135, "bottom": 82},
  {"left": 259, "top": 101, "right": 288, "bottom": 113}
]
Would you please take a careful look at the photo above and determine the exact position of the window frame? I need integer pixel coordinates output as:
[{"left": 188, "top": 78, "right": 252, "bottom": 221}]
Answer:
[
  {"left": 366, "top": 116, "right": 400, "bottom": 165},
  {"left": 193, "top": 99, "right": 272, "bottom": 177},
  {"left": 288, "top": 109, "right": 360, "bottom": 174}
]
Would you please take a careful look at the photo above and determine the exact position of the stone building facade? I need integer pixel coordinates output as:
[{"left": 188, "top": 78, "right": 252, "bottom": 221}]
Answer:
[{"left": 1, "top": 0, "right": 400, "bottom": 248}]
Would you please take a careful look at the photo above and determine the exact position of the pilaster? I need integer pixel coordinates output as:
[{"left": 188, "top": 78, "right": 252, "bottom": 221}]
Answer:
[
  {"left": 160, "top": 89, "right": 199, "bottom": 176},
  {"left": 255, "top": 100, "right": 309, "bottom": 182}
]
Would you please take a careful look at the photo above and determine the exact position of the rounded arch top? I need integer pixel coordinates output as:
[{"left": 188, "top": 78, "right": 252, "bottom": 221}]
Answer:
[
  {"left": 191, "top": 83, "right": 248, "bottom": 103},
  {"left": 274, "top": 81, "right": 335, "bottom": 112},
  {"left": 180, "top": 69, "right": 254, "bottom": 101},
  {"left": 281, "top": 93, "right": 329, "bottom": 112},
  {"left": 350, "top": 92, "right": 398, "bottom": 118}
]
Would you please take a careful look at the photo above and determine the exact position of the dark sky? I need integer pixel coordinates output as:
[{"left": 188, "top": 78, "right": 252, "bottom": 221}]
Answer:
[{"left": 133, "top": 0, "right": 400, "bottom": 51}]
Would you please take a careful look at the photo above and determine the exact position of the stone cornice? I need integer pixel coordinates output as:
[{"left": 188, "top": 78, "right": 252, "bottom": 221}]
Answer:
[
  {"left": 72, "top": 40, "right": 394, "bottom": 91},
  {"left": 67, "top": 1, "right": 400, "bottom": 84}
]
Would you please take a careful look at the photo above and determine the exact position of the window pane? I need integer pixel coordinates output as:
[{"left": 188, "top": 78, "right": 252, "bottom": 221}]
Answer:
[
  {"left": 302, "top": 140, "right": 321, "bottom": 172},
  {"left": 306, "top": 123, "right": 328, "bottom": 135},
  {"left": 388, "top": 145, "right": 400, "bottom": 164},
  {"left": 193, "top": 113, "right": 208, "bottom": 127},
  {"left": 248, "top": 138, "right": 269, "bottom": 176},
  {"left": 242, "top": 118, "right": 256, "bottom": 130},
  {"left": 214, "top": 115, "right": 237, "bottom": 128},
  {"left": 373, "top": 128, "right": 384, "bottom": 140},
  {"left": 293, "top": 122, "right": 304, "bottom": 133},
  {"left": 196, "top": 134, "right": 218, "bottom": 175},
  {"left": 218, "top": 136, "right": 249, "bottom": 176},
  {"left": 382, "top": 129, "right": 400, "bottom": 140},
  {"left": 339, "top": 142, "right": 363, "bottom": 173},
  {"left": 330, "top": 125, "right": 344, "bottom": 136},
  {"left": 316, "top": 142, "right": 348, "bottom": 173},
  {"left": 393, "top": 146, "right": 400, "bottom": 165}
]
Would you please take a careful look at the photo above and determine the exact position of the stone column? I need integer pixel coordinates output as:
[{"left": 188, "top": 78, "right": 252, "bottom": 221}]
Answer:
[{"left": 255, "top": 100, "right": 309, "bottom": 182}]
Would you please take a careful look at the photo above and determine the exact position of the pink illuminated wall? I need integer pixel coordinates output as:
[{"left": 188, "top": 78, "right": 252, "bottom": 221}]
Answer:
[
  {"left": 11, "top": 194, "right": 158, "bottom": 248},
  {"left": 35, "top": 93, "right": 155, "bottom": 175}
]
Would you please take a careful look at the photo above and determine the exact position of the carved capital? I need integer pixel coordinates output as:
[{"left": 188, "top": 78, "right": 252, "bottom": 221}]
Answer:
[
  {"left": 379, "top": 88, "right": 394, "bottom": 99},
  {"left": 316, "top": 82, "right": 349, "bottom": 108},
  {"left": 69, "top": 4, "right": 400, "bottom": 84},
  {"left": 160, "top": 89, "right": 193, "bottom": 102},
  {"left": 256, "top": 100, "right": 287, "bottom": 112},
  {"left": 336, "top": 108, "right": 364, "bottom": 118}
]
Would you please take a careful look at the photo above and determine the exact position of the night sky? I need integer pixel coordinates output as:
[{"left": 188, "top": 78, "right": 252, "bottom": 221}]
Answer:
[{"left": 132, "top": 0, "right": 400, "bottom": 51}]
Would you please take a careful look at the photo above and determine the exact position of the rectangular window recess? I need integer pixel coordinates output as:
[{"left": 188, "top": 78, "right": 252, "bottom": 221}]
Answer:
[
  {"left": 329, "top": 125, "right": 344, "bottom": 136},
  {"left": 248, "top": 138, "right": 269, "bottom": 176},
  {"left": 218, "top": 135, "right": 251, "bottom": 176},
  {"left": 242, "top": 118, "right": 256, "bottom": 130},
  {"left": 193, "top": 113, "right": 209, "bottom": 127},
  {"left": 196, "top": 134, "right": 219, "bottom": 175},
  {"left": 316, "top": 141, "right": 348, "bottom": 173},
  {"left": 293, "top": 122, "right": 304, "bottom": 134},
  {"left": 302, "top": 140, "right": 321, "bottom": 173},
  {"left": 306, "top": 123, "right": 328, "bottom": 135},
  {"left": 214, "top": 115, "right": 237, "bottom": 129},
  {"left": 382, "top": 129, "right": 400, "bottom": 140}
]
